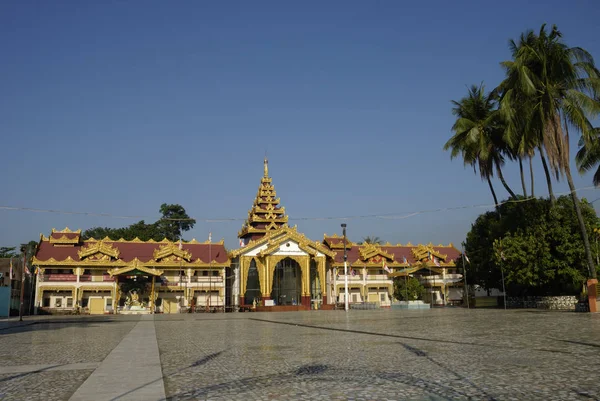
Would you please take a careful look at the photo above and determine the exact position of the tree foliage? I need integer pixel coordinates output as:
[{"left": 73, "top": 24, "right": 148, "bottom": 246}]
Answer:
[
  {"left": 82, "top": 204, "right": 196, "bottom": 242},
  {"left": 393, "top": 276, "right": 425, "bottom": 301},
  {"left": 0, "top": 247, "right": 19, "bottom": 258},
  {"left": 360, "top": 236, "right": 383, "bottom": 245},
  {"left": 464, "top": 195, "right": 599, "bottom": 296}
]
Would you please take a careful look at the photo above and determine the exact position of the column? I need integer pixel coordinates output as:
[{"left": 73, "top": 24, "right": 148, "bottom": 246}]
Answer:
[
  {"left": 257, "top": 258, "right": 269, "bottom": 301},
  {"left": 233, "top": 260, "right": 240, "bottom": 311},
  {"left": 301, "top": 256, "right": 310, "bottom": 308},
  {"left": 317, "top": 257, "right": 327, "bottom": 306},
  {"left": 239, "top": 257, "right": 249, "bottom": 306}
]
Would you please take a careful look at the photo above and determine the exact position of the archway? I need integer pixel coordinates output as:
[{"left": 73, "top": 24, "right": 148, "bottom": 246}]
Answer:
[
  {"left": 271, "top": 257, "right": 302, "bottom": 305},
  {"left": 244, "top": 259, "right": 261, "bottom": 305}
]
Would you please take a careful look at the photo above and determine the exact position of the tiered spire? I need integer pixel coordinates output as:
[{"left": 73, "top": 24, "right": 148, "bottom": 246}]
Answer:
[{"left": 238, "top": 158, "right": 288, "bottom": 243}]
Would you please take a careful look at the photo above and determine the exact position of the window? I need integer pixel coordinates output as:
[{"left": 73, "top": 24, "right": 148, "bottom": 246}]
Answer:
[
  {"left": 380, "top": 293, "right": 386, "bottom": 302},
  {"left": 202, "top": 271, "right": 208, "bottom": 276},
  {"left": 212, "top": 271, "right": 219, "bottom": 276},
  {"left": 352, "top": 294, "right": 358, "bottom": 303},
  {"left": 43, "top": 298, "right": 50, "bottom": 307},
  {"left": 55, "top": 298, "right": 62, "bottom": 308},
  {"left": 106, "top": 298, "right": 112, "bottom": 307},
  {"left": 66, "top": 298, "right": 73, "bottom": 308}
]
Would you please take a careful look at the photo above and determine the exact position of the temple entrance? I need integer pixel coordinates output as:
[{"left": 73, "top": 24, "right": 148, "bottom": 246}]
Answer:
[
  {"left": 116, "top": 271, "right": 157, "bottom": 314},
  {"left": 244, "top": 259, "right": 261, "bottom": 305},
  {"left": 271, "top": 258, "right": 302, "bottom": 305}
]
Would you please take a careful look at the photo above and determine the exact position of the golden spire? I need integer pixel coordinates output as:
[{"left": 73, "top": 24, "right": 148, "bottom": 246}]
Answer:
[{"left": 264, "top": 156, "right": 269, "bottom": 177}]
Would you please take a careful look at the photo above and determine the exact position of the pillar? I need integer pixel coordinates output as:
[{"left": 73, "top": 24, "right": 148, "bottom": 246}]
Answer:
[{"left": 301, "top": 256, "right": 310, "bottom": 307}]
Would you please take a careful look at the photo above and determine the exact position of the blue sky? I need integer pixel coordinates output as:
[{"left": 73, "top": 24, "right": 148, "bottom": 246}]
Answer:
[{"left": 2, "top": 0, "right": 600, "bottom": 251}]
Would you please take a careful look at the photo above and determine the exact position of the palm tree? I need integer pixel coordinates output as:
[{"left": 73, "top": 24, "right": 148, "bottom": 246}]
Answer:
[
  {"left": 499, "top": 30, "right": 552, "bottom": 201},
  {"left": 576, "top": 129, "right": 600, "bottom": 186},
  {"left": 361, "top": 236, "right": 382, "bottom": 245},
  {"left": 501, "top": 24, "right": 600, "bottom": 279},
  {"left": 444, "top": 84, "right": 517, "bottom": 207}
]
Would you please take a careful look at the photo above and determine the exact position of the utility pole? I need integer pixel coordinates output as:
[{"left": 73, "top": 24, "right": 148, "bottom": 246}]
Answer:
[{"left": 342, "top": 223, "right": 349, "bottom": 312}]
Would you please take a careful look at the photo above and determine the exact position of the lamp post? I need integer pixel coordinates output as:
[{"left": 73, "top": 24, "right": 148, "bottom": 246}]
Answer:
[{"left": 342, "top": 223, "right": 349, "bottom": 312}]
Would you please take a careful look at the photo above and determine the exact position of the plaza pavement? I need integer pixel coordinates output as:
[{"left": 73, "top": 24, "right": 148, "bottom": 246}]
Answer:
[{"left": 0, "top": 309, "right": 599, "bottom": 400}]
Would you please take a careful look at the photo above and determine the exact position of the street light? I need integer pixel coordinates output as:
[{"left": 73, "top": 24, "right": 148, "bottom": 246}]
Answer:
[{"left": 342, "top": 224, "right": 349, "bottom": 312}]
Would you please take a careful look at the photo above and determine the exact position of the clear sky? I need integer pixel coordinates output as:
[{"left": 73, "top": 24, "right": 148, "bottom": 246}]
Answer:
[{"left": 1, "top": 0, "right": 600, "bottom": 251}]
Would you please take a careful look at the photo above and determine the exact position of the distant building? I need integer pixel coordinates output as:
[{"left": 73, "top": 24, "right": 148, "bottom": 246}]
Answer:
[{"left": 32, "top": 158, "right": 462, "bottom": 314}]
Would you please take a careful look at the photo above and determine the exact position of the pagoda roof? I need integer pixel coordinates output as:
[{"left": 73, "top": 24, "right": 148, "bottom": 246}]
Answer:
[
  {"left": 322, "top": 236, "right": 460, "bottom": 267},
  {"left": 238, "top": 158, "right": 288, "bottom": 239},
  {"left": 33, "top": 231, "right": 229, "bottom": 268}
]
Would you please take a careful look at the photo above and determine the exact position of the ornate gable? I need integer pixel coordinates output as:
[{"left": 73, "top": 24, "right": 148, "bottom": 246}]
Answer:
[
  {"left": 49, "top": 227, "right": 81, "bottom": 246},
  {"left": 78, "top": 240, "right": 120, "bottom": 261},
  {"left": 359, "top": 243, "right": 395, "bottom": 263},
  {"left": 411, "top": 244, "right": 447, "bottom": 262},
  {"left": 152, "top": 242, "right": 192, "bottom": 262}
]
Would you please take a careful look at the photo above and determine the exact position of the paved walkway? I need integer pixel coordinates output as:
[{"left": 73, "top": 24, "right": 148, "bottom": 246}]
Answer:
[{"left": 69, "top": 315, "right": 165, "bottom": 401}]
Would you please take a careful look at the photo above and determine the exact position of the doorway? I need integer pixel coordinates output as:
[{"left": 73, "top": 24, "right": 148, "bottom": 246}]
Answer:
[{"left": 271, "top": 258, "right": 302, "bottom": 305}]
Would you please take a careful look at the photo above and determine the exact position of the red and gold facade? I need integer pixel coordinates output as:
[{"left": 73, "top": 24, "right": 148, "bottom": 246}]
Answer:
[
  {"left": 33, "top": 228, "right": 228, "bottom": 314},
  {"left": 32, "top": 158, "right": 462, "bottom": 313}
]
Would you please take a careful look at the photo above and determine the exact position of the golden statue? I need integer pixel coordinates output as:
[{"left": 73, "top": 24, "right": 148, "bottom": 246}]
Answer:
[{"left": 126, "top": 290, "right": 141, "bottom": 307}]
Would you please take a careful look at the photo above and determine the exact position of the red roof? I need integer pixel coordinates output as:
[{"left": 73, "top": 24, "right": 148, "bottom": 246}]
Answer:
[
  {"left": 35, "top": 240, "right": 228, "bottom": 264},
  {"left": 323, "top": 237, "right": 460, "bottom": 265}
]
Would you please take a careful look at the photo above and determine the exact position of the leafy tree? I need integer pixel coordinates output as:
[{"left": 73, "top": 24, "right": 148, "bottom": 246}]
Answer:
[
  {"left": 464, "top": 195, "right": 599, "bottom": 296},
  {"left": 393, "top": 276, "right": 425, "bottom": 301},
  {"left": 82, "top": 204, "right": 196, "bottom": 242},
  {"left": 498, "top": 24, "right": 600, "bottom": 279},
  {"left": 0, "top": 247, "right": 19, "bottom": 258},
  {"left": 361, "top": 236, "right": 382, "bottom": 245}
]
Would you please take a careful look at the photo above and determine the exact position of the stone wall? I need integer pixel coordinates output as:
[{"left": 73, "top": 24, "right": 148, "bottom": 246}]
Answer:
[{"left": 506, "top": 296, "right": 578, "bottom": 310}]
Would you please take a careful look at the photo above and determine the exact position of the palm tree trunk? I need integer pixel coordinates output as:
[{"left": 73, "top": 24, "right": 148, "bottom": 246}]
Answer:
[
  {"left": 538, "top": 146, "right": 556, "bottom": 204},
  {"left": 486, "top": 176, "right": 499, "bottom": 208},
  {"left": 496, "top": 165, "right": 518, "bottom": 199},
  {"left": 529, "top": 156, "right": 535, "bottom": 198},
  {"left": 565, "top": 163, "right": 597, "bottom": 279},
  {"left": 519, "top": 157, "right": 527, "bottom": 198}
]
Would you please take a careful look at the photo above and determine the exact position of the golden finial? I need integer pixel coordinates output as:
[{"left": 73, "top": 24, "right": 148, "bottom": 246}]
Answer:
[{"left": 264, "top": 156, "right": 269, "bottom": 177}]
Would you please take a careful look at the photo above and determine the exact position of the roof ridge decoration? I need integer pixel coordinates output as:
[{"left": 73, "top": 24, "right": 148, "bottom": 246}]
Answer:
[
  {"left": 78, "top": 240, "right": 120, "bottom": 261},
  {"left": 238, "top": 158, "right": 289, "bottom": 239},
  {"left": 52, "top": 227, "right": 82, "bottom": 234},
  {"left": 411, "top": 244, "right": 448, "bottom": 262},
  {"left": 230, "top": 226, "right": 336, "bottom": 258},
  {"left": 359, "top": 243, "right": 395, "bottom": 262},
  {"left": 153, "top": 242, "right": 192, "bottom": 262}
]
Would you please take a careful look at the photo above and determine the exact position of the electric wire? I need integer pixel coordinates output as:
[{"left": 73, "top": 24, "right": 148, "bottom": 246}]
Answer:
[{"left": 0, "top": 185, "right": 598, "bottom": 223}]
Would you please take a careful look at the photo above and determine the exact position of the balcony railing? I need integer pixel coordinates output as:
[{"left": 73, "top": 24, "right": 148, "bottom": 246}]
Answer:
[{"left": 160, "top": 276, "right": 223, "bottom": 285}]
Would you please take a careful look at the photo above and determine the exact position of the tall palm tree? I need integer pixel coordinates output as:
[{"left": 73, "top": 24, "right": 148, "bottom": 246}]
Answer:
[
  {"left": 444, "top": 84, "right": 517, "bottom": 206},
  {"left": 361, "top": 236, "right": 383, "bottom": 245},
  {"left": 499, "top": 30, "right": 553, "bottom": 201},
  {"left": 501, "top": 24, "right": 600, "bottom": 279}
]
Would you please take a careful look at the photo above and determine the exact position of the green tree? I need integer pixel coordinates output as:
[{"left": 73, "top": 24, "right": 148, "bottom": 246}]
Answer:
[
  {"left": 499, "top": 24, "right": 600, "bottom": 279},
  {"left": 361, "top": 236, "right": 382, "bottom": 245},
  {"left": 0, "top": 247, "right": 19, "bottom": 258},
  {"left": 393, "top": 276, "right": 425, "bottom": 301},
  {"left": 82, "top": 204, "right": 196, "bottom": 242},
  {"left": 464, "top": 195, "right": 599, "bottom": 296},
  {"left": 444, "top": 84, "right": 517, "bottom": 207}
]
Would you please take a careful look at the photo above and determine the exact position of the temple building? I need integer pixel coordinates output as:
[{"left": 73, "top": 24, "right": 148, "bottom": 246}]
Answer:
[
  {"left": 32, "top": 228, "right": 228, "bottom": 314},
  {"left": 32, "top": 158, "right": 462, "bottom": 314},
  {"left": 229, "top": 158, "right": 462, "bottom": 311}
]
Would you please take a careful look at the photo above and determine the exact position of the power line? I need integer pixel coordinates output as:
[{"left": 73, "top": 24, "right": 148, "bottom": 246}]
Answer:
[{"left": 0, "top": 185, "right": 598, "bottom": 224}]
